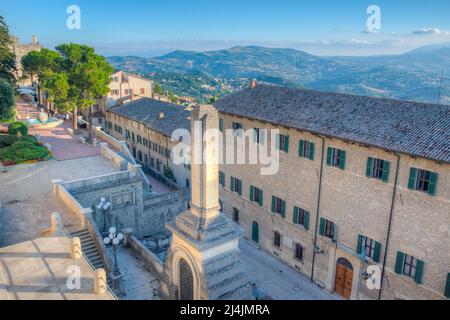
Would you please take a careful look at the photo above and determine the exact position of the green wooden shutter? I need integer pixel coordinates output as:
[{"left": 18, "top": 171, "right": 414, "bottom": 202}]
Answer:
[
  {"left": 366, "top": 158, "right": 373, "bottom": 178},
  {"left": 293, "top": 207, "right": 299, "bottom": 224},
  {"left": 299, "top": 140, "right": 304, "bottom": 158},
  {"left": 319, "top": 218, "right": 325, "bottom": 236},
  {"left": 281, "top": 200, "right": 286, "bottom": 217},
  {"left": 219, "top": 119, "right": 224, "bottom": 132},
  {"left": 309, "top": 142, "right": 315, "bottom": 161},
  {"left": 271, "top": 196, "right": 276, "bottom": 213},
  {"left": 259, "top": 190, "right": 263, "bottom": 206},
  {"left": 275, "top": 134, "right": 280, "bottom": 150},
  {"left": 339, "top": 150, "right": 346, "bottom": 170},
  {"left": 230, "top": 177, "right": 234, "bottom": 192},
  {"left": 238, "top": 180, "right": 242, "bottom": 196},
  {"left": 428, "top": 172, "right": 438, "bottom": 196},
  {"left": 326, "top": 147, "right": 332, "bottom": 166},
  {"left": 249, "top": 186, "right": 254, "bottom": 201},
  {"left": 284, "top": 135, "right": 290, "bottom": 153},
  {"left": 304, "top": 212, "right": 310, "bottom": 230},
  {"left": 395, "top": 251, "right": 405, "bottom": 275},
  {"left": 373, "top": 242, "right": 382, "bottom": 263},
  {"left": 414, "top": 260, "right": 424, "bottom": 284},
  {"left": 357, "top": 235, "right": 364, "bottom": 254},
  {"left": 382, "top": 161, "right": 390, "bottom": 183},
  {"left": 408, "top": 168, "right": 417, "bottom": 190},
  {"left": 445, "top": 273, "right": 450, "bottom": 298}
]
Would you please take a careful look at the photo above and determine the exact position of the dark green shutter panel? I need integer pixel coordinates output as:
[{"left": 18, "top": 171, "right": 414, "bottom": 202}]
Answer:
[
  {"left": 249, "top": 186, "right": 254, "bottom": 201},
  {"left": 428, "top": 172, "right": 438, "bottom": 196},
  {"left": 414, "top": 260, "right": 424, "bottom": 284},
  {"left": 408, "top": 168, "right": 417, "bottom": 190},
  {"left": 445, "top": 273, "right": 450, "bottom": 298},
  {"left": 293, "top": 207, "right": 299, "bottom": 224},
  {"left": 395, "top": 251, "right": 405, "bottom": 275},
  {"left": 382, "top": 161, "right": 390, "bottom": 183},
  {"left": 259, "top": 190, "right": 263, "bottom": 206},
  {"left": 357, "top": 235, "right": 364, "bottom": 255},
  {"left": 309, "top": 142, "right": 315, "bottom": 161},
  {"left": 281, "top": 200, "right": 286, "bottom": 217},
  {"left": 339, "top": 150, "right": 346, "bottom": 170},
  {"left": 238, "top": 180, "right": 242, "bottom": 196},
  {"left": 284, "top": 135, "right": 289, "bottom": 153},
  {"left": 304, "top": 212, "right": 310, "bottom": 230},
  {"left": 299, "top": 140, "right": 304, "bottom": 158},
  {"left": 230, "top": 177, "right": 234, "bottom": 192},
  {"left": 373, "top": 242, "right": 381, "bottom": 263},
  {"left": 326, "top": 147, "right": 332, "bottom": 166},
  {"left": 319, "top": 218, "right": 325, "bottom": 236},
  {"left": 271, "top": 196, "right": 276, "bottom": 213},
  {"left": 366, "top": 158, "right": 373, "bottom": 178}
]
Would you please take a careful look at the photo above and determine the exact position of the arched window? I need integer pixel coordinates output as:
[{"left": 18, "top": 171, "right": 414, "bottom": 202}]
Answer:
[{"left": 179, "top": 258, "right": 194, "bottom": 300}]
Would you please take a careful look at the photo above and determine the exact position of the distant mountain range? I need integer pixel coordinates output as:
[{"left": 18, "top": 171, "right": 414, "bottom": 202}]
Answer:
[{"left": 107, "top": 44, "right": 450, "bottom": 104}]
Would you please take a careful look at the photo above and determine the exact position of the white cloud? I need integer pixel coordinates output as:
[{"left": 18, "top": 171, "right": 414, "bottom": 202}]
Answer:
[{"left": 413, "top": 28, "right": 450, "bottom": 35}]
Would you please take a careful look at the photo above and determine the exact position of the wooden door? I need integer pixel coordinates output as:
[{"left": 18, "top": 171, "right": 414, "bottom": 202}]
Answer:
[
  {"left": 252, "top": 222, "right": 259, "bottom": 243},
  {"left": 334, "top": 258, "right": 353, "bottom": 300}
]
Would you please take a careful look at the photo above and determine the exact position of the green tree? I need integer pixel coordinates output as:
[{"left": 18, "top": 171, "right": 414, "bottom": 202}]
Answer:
[
  {"left": 0, "top": 16, "right": 16, "bottom": 84},
  {"left": 153, "top": 82, "right": 163, "bottom": 95},
  {"left": 53, "top": 44, "right": 113, "bottom": 132},
  {"left": 0, "top": 78, "right": 15, "bottom": 122}
]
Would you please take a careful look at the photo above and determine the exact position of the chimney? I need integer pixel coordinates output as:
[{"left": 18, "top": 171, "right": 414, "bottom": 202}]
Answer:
[
  {"left": 33, "top": 35, "right": 38, "bottom": 45},
  {"left": 249, "top": 79, "right": 257, "bottom": 89},
  {"left": 159, "top": 112, "right": 165, "bottom": 119}
]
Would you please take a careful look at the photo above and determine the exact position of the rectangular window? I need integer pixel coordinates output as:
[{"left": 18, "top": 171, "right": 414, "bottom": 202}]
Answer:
[
  {"left": 293, "top": 207, "right": 310, "bottom": 230},
  {"left": 273, "top": 231, "right": 281, "bottom": 248},
  {"left": 230, "top": 176, "right": 242, "bottom": 196},
  {"left": 408, "top": 168, "right": 438, "bottom": 196},
  {"left": 367, "top": 157, "right": 390, "bottom": 182},
  {"left": 137, "top": 135, "right": 142, "bottom": 144},
  {"left": 253, "top": 128, "right": 265, "bottom": 145},
  {"left": 319, "top": 218, "right": 335, "bottom": 239},
  {"left": 219, "top": 171, "right": 225, "bottom": 187},
  {"left": 299, "top": 140, "right": 315, "bottom": 160},
  {"left": 276, "top": 134, "right": 289, "bottom": 153},
  {"left": 395, "top": 251, "right": 424, "bottom": 284},
  {"left": 219, "top": 119, "right": 224, "bottom": 133},
  {"left": 232, "top": 122, "right": 243, "bottom": 137},
  {"left": 403, "top": 254, "right": 418, "bottom": 278},
  {"left": 186, "top": 179, "right": 190, "bottom": 188},
  {"left": 327, "top": 147, "right": 346, "bottom": 170},
  {"left": 140, "top": 88, "right": 145, "bottom": 95},
  {"left": 271, "top": 196, "right": 286, "bottom": 217},
  {"left": 233, "top": 207, "right": 239, "bottom": 223},
  {"left": 249, "top": 186, "right": 263, "bottom": 206},
  {"left": 294, "top": 243, "right": 304, "bottom": 261}
]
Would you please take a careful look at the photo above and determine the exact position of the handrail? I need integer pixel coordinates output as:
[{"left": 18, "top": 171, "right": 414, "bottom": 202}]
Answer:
[{"left": 63, "top": 227, "right": 119, "bottom": 300}]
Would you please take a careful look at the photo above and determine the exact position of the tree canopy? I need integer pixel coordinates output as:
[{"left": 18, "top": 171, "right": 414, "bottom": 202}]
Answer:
[
  {"left": 0, "top": 78, "right": 15, "bottom": 122},
  {"left": 0, "top": 16, "right": 17, "bottom": 84}
]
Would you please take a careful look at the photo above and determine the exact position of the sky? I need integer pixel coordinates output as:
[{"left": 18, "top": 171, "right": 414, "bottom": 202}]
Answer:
[{"left": 2, "top": 0, "right": 450, "bottom": 57}]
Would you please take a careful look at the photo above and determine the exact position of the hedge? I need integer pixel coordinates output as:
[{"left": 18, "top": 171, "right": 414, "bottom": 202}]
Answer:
[{"left": 8, "top": 121, "right": 28, "bottom": 137}]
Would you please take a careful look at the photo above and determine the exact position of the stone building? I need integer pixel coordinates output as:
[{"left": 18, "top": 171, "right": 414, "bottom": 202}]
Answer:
[
  {"left": 105, "top": 98, "right": 191, "bottom": 188},
  {"left": 11, "top": 35, "right": 41, "bottom": 86},
  {"left": 214, "top": 83, "right": 450, "bottom": 300}
]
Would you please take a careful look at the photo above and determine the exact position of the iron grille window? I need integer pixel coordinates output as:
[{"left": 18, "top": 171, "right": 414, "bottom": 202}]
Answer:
[{"left": 274, "top": 231, "right": 281, "bottom": 248}]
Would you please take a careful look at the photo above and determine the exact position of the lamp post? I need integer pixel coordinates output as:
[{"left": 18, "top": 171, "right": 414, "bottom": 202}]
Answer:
[
  {"left": 96, "top": 197, "right": 111, "bottom": 235},
  {"left": 103, "top": 227, "right": 124, "bottom": 277}
]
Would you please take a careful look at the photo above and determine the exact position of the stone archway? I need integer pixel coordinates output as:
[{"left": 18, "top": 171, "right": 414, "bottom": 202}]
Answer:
[
  {"left": 334, "top": 257, "right": 353, "bottom": 299},
  {"left": 179, "top": 258, "right": 194, "bottom": 300}
]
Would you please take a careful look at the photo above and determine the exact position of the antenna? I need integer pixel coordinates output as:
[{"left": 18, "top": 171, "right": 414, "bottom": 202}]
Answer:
[{"left": 437, "top": 70, "right": 444, "bottom": 104}]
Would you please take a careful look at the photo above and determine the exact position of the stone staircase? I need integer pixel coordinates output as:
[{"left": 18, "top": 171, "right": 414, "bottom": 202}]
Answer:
[{"left": 69, "top": 229, "right": 113, "bottom": 288}]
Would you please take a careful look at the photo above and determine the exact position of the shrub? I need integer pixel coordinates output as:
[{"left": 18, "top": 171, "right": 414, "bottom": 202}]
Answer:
[
  {"left": 0, "top": 137, "right": 52, "bottom": 165},
  {"left": 0, "top": 78, "right": 15, "bottom": 123},
  {"left": 0, "top": 134, "right": 18, "bottom": 147},
  {"left": 8, "top": 121, "right": 28, "bottom": 136}
]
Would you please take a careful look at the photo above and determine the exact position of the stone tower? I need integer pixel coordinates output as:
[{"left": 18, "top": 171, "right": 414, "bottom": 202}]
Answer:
[{"left": 162, "top": 104, "right": 250, "bottom": 300}]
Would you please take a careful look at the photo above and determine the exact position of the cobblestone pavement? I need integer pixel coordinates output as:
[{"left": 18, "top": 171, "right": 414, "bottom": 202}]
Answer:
[{"left": 240, "top": 239, "right": 340, "bottom": 300}]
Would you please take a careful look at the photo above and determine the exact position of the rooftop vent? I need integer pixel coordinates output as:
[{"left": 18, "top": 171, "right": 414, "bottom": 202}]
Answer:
[
  {"left": 249, "top": 79, "right": 257, "bottom": 89},
  {"left": 159, "top": 112, "right": 165, "bottom": 119}
]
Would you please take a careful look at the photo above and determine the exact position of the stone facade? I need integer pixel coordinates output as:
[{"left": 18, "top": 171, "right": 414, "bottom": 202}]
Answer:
[
  {"left": 218, "top": 113, "right": 450, "bottom": 300},
  {"left": 105, "top": 110, "right": 191, "bottom": 188},
  {"left": 12, "top": 35, "right": 41, "bottom": 86}
]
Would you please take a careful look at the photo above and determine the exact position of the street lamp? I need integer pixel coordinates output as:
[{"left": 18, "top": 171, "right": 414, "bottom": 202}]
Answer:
[
  {"left": 96, "top": 197, "right": 111, "bottom": 234},
  {"left": 103, "top": 227, "right": 124, "bottom": 277}
]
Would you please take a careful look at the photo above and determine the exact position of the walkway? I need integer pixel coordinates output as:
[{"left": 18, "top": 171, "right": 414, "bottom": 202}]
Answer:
[{"left": 240, "top": 239, "right": 339, "bottom": 300}]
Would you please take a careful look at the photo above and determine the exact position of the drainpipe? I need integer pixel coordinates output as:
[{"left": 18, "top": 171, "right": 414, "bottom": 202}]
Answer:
[
  {"left": 378, "top": 153, "right": 401, "bottom": 300},
  {"left": 311, "top": 135, "right": 326, "bottom": 282}
]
